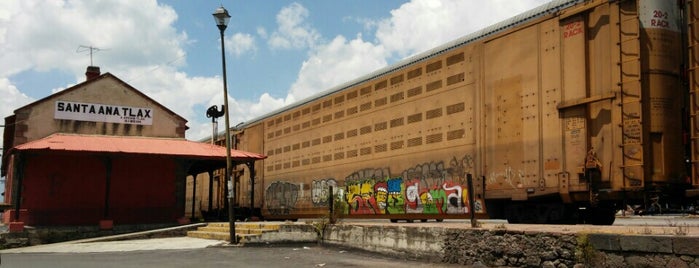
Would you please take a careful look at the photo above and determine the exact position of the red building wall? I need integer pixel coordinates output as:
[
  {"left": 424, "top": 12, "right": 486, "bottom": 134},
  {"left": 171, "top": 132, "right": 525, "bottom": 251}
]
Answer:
[
  {"left": 16, "top": 153, "right": 180, "bottom": 226},
  {"left": 21, "top": 154, "right": 105, "bottom": 225},
  {"left": 110, "top": 156, "right": 177, "bottom": 223}
]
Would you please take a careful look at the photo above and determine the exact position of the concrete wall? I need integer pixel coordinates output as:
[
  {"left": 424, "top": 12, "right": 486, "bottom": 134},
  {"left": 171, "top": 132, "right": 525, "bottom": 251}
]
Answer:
[
  {"left": 322, "top": 224, "right": 699, "bottom": 268},
  {"left": 324, "top": 224, "right": 447, "bottom": 261},
  {"left": 586, "top": 234, "right": 699, "bottom": 267}
]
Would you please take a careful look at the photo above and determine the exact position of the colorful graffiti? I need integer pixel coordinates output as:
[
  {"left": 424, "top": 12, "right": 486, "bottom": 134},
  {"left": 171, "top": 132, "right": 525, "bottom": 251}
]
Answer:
[
  {"left": 386, "top": 177, "right": 405, "bottom": 214},
  {"left": 343, "top": 175, "right": 478, "bottom": 215},
  {"left": 374, "top": 181, "right": 388, "bottom": 213},
  {"left": 262, "top": 155, "right": 485, "bottom": 217},
  {"left": 265, "top": 181, "right": 300, "bottom": 215},
  {"left": 311, "top": 178, "right": 337, "bottom": 207},
  {"left": 345, "top": 178, "right": 379, "bottom": 214},
  {"left": 337, "top": 155, "right": 484, "bottom": 216},
  {"left": 405, "top": 178, "right": 422, "bottom": 213},
  {"left": 443, "top": 180, "right": 467, "bottom": 214},
  {"left": 345, "top": 177, "right": 411, "bottom": 215}
]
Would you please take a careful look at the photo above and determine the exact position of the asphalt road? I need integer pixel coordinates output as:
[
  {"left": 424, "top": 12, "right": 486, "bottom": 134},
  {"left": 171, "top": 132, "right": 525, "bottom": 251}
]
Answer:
[
  {"left": 1, "top": 243, "right": 460, "bottom": 268},
  {"left": 3, "top": 215, "right": 697, "bottom": 267}
]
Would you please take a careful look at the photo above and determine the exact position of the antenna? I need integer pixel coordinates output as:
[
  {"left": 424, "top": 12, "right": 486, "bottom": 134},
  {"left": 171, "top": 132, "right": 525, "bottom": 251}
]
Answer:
[{"left": 76, "top": 45, "right": 107, "bottom": 66}]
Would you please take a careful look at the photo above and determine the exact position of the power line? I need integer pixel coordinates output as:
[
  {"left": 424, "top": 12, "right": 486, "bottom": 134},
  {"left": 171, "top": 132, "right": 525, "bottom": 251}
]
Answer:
[{"left": 125, "top": 54, "right": 185, "bottom": 83}]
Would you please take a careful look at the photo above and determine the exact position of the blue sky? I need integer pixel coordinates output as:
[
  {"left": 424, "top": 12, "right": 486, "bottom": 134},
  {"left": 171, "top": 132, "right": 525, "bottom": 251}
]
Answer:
[{"left": 0, "top": 0, "right": 551, "bottom": 144}]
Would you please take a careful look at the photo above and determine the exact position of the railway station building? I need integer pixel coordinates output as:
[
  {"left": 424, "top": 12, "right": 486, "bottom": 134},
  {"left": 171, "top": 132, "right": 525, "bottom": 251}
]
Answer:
[{"left": 1, "top": 66, "right": 265, "bottom": 232}]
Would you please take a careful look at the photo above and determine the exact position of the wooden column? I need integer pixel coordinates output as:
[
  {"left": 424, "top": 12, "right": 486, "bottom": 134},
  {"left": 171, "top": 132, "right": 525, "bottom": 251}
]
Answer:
[
  {"left": 246, "top": 161, "right": 256, "bottom": 217},
  {"left": 100, "top": 157, "right": 113, "bottom": 230},
  {"left": 208, "top": 170, "right": 214, "bottom": 213},
  {"left": 191, "top": 175, "right": 196, "bottom": 220}
]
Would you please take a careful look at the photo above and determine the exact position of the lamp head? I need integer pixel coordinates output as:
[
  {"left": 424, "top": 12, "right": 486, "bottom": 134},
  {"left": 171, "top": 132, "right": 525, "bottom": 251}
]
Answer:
[{"left": 213, "top": 6, "right": 231, "bottom": 31}]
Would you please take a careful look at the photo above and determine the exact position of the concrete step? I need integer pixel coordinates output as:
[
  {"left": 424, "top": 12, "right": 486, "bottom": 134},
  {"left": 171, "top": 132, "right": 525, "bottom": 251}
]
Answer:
[
  {"left": 239, "top": 228, "right": 276, "bottom": 235},
  {"left": 195, "top": 226, "right": 230, "bottom": 233},
  {"left": 186, "top": 222, "right": 282, "bottom": 242},
  {"left": 186, "top": 230, "right": 231, "bottom": 241},
  {"left": 197, "top": 226, "right": 276, "bottom": 234},
  {"left": 207, "top": 222, "right": 281, "bottom": 231}
]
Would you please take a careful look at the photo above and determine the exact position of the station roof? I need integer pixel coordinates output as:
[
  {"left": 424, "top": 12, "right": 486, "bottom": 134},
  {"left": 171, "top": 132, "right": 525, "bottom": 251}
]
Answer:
[{"left": 9, "top": 133, "right": 266, "bottom": 162}]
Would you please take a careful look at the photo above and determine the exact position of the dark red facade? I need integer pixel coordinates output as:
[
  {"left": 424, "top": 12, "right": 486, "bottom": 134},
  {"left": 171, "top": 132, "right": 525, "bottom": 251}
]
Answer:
[{"left": 12, "top": 153, "right": 178, "bottom": 225}]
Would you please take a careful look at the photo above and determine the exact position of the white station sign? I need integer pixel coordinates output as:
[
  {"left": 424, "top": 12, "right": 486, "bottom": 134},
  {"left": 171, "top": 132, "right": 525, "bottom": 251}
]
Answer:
[{"left": 55, "top": 101, "right": 153, "bottom": 125}]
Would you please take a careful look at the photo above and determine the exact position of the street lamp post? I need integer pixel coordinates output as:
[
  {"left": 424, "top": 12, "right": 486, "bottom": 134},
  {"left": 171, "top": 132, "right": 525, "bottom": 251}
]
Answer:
[{"left": 213, "top": 5, "right": 236, "bottom": 244}]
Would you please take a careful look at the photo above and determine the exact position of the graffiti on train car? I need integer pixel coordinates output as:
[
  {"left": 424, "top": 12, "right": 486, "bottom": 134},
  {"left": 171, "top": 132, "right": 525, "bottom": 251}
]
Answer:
[
  {"left": 488, "top": 166, "right": 524, "bottom": 189},
  {"left": 450, "top": 154, "right": 475, "bottom": 177},
  {"left": 263, "top": 155, "right": 484, "bottom": 216},
  {"left": 345, "top": 177, "right": 480, "bottom": 215},
  {"left": 343, "top": 155, "right": 484, "bottom": 215},
  {"left": 265, "top": 181, "right": 300, "bottom": 215},
  {"left": 374, "top": 180, "right": 388, "bottom": 213},
  {"left": 345, "top": 167, "right": 391, "bottom": 181},
  {"left": 386, "top": 177, "right": 405, "bottom": 214},
  {"left": 311, "top": 178, "right": 337, "bottom": 207},
  {"left": 345, "top": 178, "right": 380, "bottom": 214}
]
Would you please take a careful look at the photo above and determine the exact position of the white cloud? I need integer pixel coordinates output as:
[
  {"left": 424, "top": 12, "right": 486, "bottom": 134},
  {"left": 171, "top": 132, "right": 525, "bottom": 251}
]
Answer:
[
  {"left": 0, "top": 78, "right": 34, "bottom": 148},
  {"left": 232, "top": 93, "right": 288, "bottom": 124},
  {"left": 0, "top": 0, "right": 198, "bottom": 139},
  {"left": 288, "top": 34, "right": 387, "bottom": 101},
  {"left": 0, "top": 0, "right": 187, "bottom": 80},
  {"left": 267, "top": 3, "right": 321, "bottom": 50},
  {"left": 120, "top": 65, "right": 286, "bottom": 140},
  {"left": 376, "top": 0, "right": 551, "bottom": 58},
  {"left": 226, "top": 33, "right": 257, "bottom": 57},
  {"left": 120, "top": 66, "right": 221, "bottom": 129},
  {"left": 256, "top": 27, "right": 268, "bottom": 39},
  {"left": 0, "top": 78, "right": 33, "bottom": 116}
]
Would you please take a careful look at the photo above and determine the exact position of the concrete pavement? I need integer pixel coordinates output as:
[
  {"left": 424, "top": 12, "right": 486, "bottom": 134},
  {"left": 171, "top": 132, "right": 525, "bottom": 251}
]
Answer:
[{"left": 1, "top": 237, "right": 228, "bottom": 254}]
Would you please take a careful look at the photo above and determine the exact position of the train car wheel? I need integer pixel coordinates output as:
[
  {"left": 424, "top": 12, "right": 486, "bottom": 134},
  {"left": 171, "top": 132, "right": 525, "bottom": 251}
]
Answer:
[
  {"left": 390, "top": 219, "right": 398, "bottom": 223},
  {"left": 436, "top": 219, "right": 444, "bottom": 222},
  {"left": 420, "top": 219, "right": 427, "bottom": 222}
]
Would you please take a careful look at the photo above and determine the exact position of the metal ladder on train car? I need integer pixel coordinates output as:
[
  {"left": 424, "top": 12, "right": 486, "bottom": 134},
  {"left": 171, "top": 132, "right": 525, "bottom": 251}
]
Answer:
[
  {"left": 616, "top": 0, "right": 644, "bottom": 189},
  {"left": 688, "top": 0, "right": 699, "bottom": 188}
]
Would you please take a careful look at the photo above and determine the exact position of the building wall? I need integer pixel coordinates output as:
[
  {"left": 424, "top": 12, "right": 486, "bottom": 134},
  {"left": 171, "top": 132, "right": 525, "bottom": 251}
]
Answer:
[
  {"left": 9, "top": 75, "right": 186, "bottom": 148},
  {"left": 109, "top": 156, "right": 178, "bottom": 223},
  {"left": 21, "top": 153, "right": 105, "bottom": 225},
  {"left": 19, "top": 153, "right": 179, "bottom": 225}
]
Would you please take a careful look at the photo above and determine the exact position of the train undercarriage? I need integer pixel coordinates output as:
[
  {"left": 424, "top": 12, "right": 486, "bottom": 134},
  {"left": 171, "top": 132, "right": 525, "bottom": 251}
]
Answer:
[
  {"left": 487, "top": 199, "right": 617, "bottom": 225},
  {"left": 486, "top": 184, "right": 698, "bottom": 225}
]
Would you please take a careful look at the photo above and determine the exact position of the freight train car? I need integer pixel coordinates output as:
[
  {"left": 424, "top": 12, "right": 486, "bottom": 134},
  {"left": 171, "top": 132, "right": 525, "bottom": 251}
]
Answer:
[{"left": 224, "top": 0, "right": 699, "bottom": 225}]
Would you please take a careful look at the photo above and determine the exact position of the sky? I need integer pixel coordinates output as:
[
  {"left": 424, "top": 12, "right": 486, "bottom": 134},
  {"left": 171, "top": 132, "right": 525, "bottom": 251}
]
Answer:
[{"left": 0, "top": 0, "right": 553, "bottom": 146}]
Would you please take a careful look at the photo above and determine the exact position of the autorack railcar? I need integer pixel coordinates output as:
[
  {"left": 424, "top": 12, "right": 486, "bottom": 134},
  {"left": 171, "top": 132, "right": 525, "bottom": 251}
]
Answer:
[{"left": 226, "top": 0, "right": 699, "bottom": 225}]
